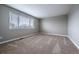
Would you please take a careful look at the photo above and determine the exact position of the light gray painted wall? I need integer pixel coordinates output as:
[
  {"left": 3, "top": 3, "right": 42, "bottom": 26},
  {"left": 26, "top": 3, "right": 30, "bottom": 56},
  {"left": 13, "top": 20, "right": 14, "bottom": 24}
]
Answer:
[
  {"left": 68, "top": 5, "right": 79, "bottom": 47},
  {"left": 40, "top": 15, "right": 68, "bottom": 35},
  {"left": 0, "top": 5, "right": 39, "bottom": 42}
]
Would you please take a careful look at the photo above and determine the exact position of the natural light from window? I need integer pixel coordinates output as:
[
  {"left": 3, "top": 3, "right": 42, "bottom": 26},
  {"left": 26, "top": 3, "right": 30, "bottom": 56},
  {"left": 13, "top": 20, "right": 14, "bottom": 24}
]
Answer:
[{"left": 9, "top": 11, "right": 34, "bottom": 30}]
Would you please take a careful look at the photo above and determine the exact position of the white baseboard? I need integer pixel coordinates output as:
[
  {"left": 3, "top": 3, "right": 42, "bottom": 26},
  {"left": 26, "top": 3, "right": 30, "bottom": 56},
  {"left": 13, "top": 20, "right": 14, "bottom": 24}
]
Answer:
[
  {"left": 41, "top": 32, "right": 68, "bottom": 37},
  {"left": 68, "top": 36, "right": 79, "bottom": 49},
  {"left": 0, "top": 33, "right": 38, "bottom": 44}
]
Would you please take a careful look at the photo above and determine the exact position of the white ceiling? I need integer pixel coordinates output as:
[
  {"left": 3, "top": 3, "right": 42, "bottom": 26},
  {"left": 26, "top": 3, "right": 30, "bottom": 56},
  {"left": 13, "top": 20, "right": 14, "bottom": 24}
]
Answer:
[{"left": 7, "top": 4, "right": 72, "bottom": 18}]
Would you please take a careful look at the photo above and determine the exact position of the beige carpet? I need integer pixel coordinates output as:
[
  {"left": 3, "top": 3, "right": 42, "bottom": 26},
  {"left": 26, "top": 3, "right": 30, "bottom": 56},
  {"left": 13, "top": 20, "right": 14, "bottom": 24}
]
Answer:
[{"left": 0, "top": 34, "right": 79, "bottom": 54}]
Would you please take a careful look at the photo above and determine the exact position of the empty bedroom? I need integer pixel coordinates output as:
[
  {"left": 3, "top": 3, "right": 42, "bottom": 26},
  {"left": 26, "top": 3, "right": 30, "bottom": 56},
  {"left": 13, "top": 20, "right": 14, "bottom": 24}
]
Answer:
[{"left": 0, "top": 4, "right": 79, "bottom": 54}]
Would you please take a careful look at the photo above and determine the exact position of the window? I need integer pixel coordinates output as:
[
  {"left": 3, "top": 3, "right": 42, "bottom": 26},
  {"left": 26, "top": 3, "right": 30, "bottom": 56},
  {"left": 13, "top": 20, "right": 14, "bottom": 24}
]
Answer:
[
  {"left": 9, "top": 12, "right": 18, "bottom": 29},
  {"left": 29, "top": 18, "right": 34, "bottom": 28},
  {"left": 9, "top": 11, "right": 34, "bottom": 29},
  {"left": 19, "top": 16, "right": 30, "bottom": 29}
]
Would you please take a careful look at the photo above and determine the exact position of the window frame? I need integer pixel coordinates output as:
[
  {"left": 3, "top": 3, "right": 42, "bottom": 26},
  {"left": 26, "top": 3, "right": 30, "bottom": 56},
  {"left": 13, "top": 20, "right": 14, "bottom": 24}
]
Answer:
[
  {"left": 9, "top": 11, "right": 34, "bottom": 30},
  {"left": 9, "top": 12, "right": 19, "bottom": 29}
]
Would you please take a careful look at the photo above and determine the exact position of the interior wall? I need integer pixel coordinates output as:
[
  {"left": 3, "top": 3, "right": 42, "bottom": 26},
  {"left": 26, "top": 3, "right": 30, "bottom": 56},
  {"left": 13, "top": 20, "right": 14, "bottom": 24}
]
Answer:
[
  {"left": 40, "top": 15, "right": 68, "bottom": 35},
  {"left": 68, "top": 5, "right": 79, "bottom": 47},
  {"left": 0, "top": 5, "right": 39, "bottom": 42}
]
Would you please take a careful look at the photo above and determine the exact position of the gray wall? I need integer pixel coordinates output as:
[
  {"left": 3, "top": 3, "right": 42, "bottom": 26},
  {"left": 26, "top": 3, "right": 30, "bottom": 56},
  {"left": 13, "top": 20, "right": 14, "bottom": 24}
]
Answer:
[
  {"left": 68, "top": 5, "right": 79, "bottom": 47},
  {"left": 40, "top": 15, "right": 68, "bottom": 35},
  {"left": 0, "top": 5, "right": 39, "bottom": 42}
]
